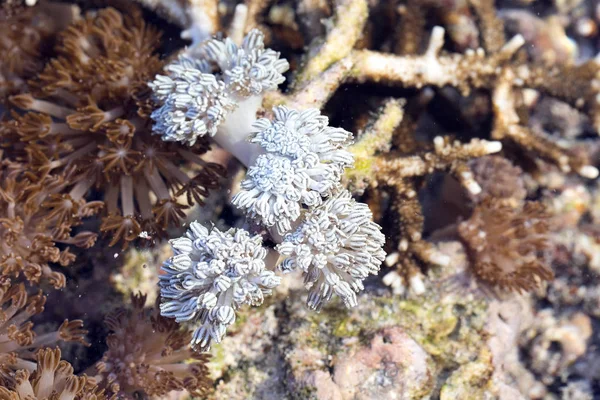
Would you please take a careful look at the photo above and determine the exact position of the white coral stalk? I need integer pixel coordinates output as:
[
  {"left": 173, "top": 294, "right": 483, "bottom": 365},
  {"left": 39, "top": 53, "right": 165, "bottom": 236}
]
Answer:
[
  {"left": 232, "top": 106, "right": 354, "bottom": 233},
  {"left": 159, "top": 222, "right": 281, "bottom": 351},
  {"left": 276, "top": 190, "right": 386, "bottom": 310}
]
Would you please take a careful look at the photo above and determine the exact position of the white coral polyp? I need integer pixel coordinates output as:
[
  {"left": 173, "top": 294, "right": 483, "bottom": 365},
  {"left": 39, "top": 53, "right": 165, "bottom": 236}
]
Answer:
[
  {"left": 233, "top": 154, "right": 302, "bottom": 233},
  {"left": 276, "top": 190, "right": 386, "bottom": 310},
  {"left": 149, "top": 56, "right": 235, "bottom": 145},
  {"left": 252, "top": 107, "right": 354, "bottom": 163},
  {"left": 232, "top": 106, "right": 354, "bottom": 234},
  {"left": 202, "top": 29, "right": 289, "bottom": 97},
  {"left": 149, "top": 29, "right": 288, "bottom": 147},
  {"left": 159, "top": 222, "right": 281, "bottom": 351}
]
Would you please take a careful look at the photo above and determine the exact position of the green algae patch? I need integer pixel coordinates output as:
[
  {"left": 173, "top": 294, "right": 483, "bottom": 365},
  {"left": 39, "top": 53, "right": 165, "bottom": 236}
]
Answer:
[
  {"left": 210, "top": 284, "right": 491, "bottom": 399},
  {"left": 440, "top": 349, "right": 495, "bottom": 400},
  {"left": 300, "top": 291, "right": 488, "bottom": 370}
]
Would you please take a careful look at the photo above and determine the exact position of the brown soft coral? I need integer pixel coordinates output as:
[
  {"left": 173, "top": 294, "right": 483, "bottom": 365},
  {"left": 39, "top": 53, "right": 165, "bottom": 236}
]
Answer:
[
  {"left": 0, "top": 280, "right": 88, "bottom": 385},
  {"left": 0, "top": 1, "right": 79, "bottom": 101},
  {"left": 6, "top": 6, "right": 224, "bottom": 247},
  {"left": 458, "top": 198, "right": 554, "bottom": 293},
  {"left": 0, "top": 347, "right": 106, "bottom": 400},
  {"left": 0, "top": 5, "right": 48, "bottom": 100},
  {"left": 468, "top": 155, "right": 527, "bottom": 206},
  {"left": 0, "top": 159, "right": 100, "bottom": 290},
  {"left": 91, "top": 293, "right": 212, "bottom": 398}
]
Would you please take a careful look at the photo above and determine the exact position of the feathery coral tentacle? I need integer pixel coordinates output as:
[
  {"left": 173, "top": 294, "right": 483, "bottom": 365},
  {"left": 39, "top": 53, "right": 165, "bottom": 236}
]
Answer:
[
  {"left": 159, "top": 223, "right": 280, "bottom": 351},
  {"left": 277, "top": 190, "right": 385, "bottom": 310},
  {"left": 233, "top": 106, "right": 354, "bottom": 233}
]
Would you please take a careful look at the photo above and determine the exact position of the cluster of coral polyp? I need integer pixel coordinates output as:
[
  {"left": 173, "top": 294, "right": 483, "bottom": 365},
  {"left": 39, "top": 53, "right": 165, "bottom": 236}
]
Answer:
[
  {"left": 0, "top": 279, "right": 88, "bottom": 384},
  {"left": 0, "top": 1, "right": 65, "bottom": 100},
  {"left": 458, "top": 198, "right": 554, "bottom": 293},
  {"left": 91, "top": 294, "right": 211, "bottom": 398},
  {"left": 0, "top": 159, "right": 99, "bottom": 289},
  {"left": 5, "top": 6, "right": 223, "bottom": 246},
  {"left": 0, "top": 4, "right": 215, "bottom": 399},
  {"left": 0, "top": 347, "right": 109, "bottom": 399}
]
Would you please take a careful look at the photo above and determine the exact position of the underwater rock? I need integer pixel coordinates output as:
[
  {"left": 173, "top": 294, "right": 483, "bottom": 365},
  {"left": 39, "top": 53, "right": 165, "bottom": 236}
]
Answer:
[{"left": 333, "top": 327, "right": 432, "bottom": 400}]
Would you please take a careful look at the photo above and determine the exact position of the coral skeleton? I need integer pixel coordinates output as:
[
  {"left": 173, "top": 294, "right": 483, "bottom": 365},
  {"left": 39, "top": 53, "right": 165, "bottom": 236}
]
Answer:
[
  {"left": 277, "top": 190, "right": 386, "bottom": 310},
  {"left": 350, "top": 26, "right": 599, "bottom": 179},
  {"left": 159, "top": 222, "right": 281, "bottom": 351},
  {"left": 92, "top": 293, "right": 211, "bottom": 398},
  {"left": 374, "top": 136, "right": 503, "bottom": 193}
]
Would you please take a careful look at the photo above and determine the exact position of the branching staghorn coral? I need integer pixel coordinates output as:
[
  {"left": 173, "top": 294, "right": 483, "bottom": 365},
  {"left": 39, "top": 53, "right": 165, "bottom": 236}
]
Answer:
[
  {"left": 287, "top": 6, "right": 597, "bottom": 296},
  {"left": 5, "top": 6, "right": 224, "bottom": 246},
  {"left": 0, "top": 347, "right": 106, "bottom": 400},
  {"left": 344, "top": 98, "right": 405, "bottom": 193},
  {"left": 0, "top": 280, "right": 88, "bottom": 384},
  {"left": 0, "top": 160, "right": 99, "bottom": 290},
  {"left": 349, "top": 27, "right": 599, "bottom": 179},
  {"left": 381, "top": 181, "right": 447, "bottom": 296},
  {"left": 349, "top": 125, "right": 503, "bottom": 293},
  {"left": 91, "top": 293, "right": 211, "bottom": 398},
  {"left": 491, "top": 67, "right": 598, "bottom": 178},
  {"left": 374, "top": 136, "right": 502, "bottom": 194},
  {"left": 293, "top": 0, "right": 367, "bottom": 86}
]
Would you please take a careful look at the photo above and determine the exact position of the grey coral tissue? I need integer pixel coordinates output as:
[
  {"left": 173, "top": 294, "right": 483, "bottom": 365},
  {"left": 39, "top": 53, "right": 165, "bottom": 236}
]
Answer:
[
  {"left": 159, "top": 222, "right": 281, "bottom": 351},
  {"left": 149, "top": 29, "right": 288, "bottom": 146},
  {"left": 276, "top": 190, "right": 386, "bottom": 310},
  {"left": 232, "top": 106, "right": 355, "bottom": 234},
  {"left": 149, "top": 55, "right": 235, "bottom": 145},
  {"left": 201, "top": 28, "right": 290, "bottom": 98}
]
